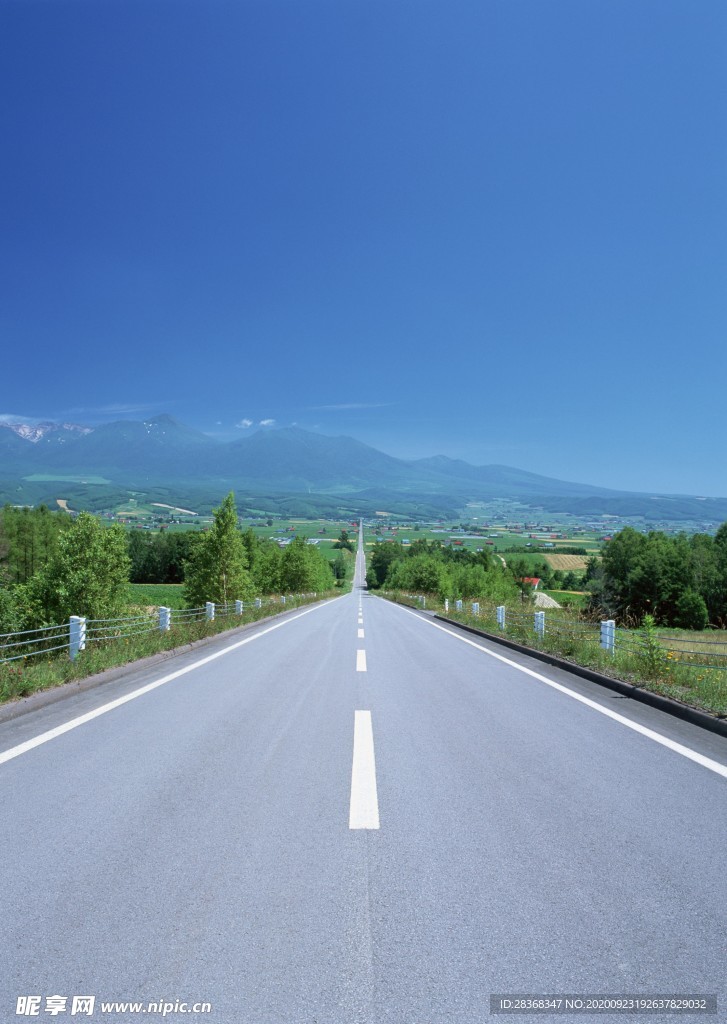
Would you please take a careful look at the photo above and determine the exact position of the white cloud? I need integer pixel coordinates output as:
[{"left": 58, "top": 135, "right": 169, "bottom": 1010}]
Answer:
[
  {"left": 64, "top": 402, "right": 163, "bottom": 417},
  {"left": 235, "top": 418, "right": 254, "bottom": 429},
  {"left": 0, "top": 413, "right": 41, "bottom": 424},
  {"left": 259, "top": 418, "right": 276, "bottom": 426}
]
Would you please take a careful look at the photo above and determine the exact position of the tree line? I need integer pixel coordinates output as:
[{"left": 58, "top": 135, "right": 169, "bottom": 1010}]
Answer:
[
  {"left": 366, "top": 526, "right": 727, "bottom": 632},
  {"left": 0, "top": 494, "right": 337, "bottom": 633},
  {"left": 588, "top": 525, "right": 727, "bottom": 629},
  {"left": 366, "top": 539, "right": 518, "bottom": 604}
]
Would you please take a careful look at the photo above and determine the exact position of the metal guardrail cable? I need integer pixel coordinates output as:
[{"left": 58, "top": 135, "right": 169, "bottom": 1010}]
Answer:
[
  {"left": 87, "top": 624, "right": 160, "bottom": 642},
  {"left": 656, "top": 632, "right": 727, "bottom": 646},
  {"left": 0, "top": 591, "right": 324, "bottom": 666},
  {"left": 548, "top": 623, "right": 599, "bottom": 638},
  {"left": 0, "top": 623, "right": 68, "bottom": 640},
  {"left": 86, "top": 618, "right": 156, "bottom": 633},
  {"left": 85, "top": 625, "right": 156, "bottom": 639},
  {"left": 86, "top": 613, "right": 159, "bottom": 625},
  {"left": 1, "top": 642, "right": 71, "bottom": 663},
  {"left": 0, "top": 633, "right": 72, "bottom": 652}
]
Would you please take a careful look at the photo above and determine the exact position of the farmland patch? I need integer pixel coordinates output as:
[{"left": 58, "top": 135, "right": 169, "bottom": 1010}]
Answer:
[{"left": 545, "top": 554, "right": 589, "bottom": 570}]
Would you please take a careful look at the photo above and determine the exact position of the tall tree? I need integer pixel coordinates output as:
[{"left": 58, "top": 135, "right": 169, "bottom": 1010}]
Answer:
[
  {"left": 22, "top": 513, "right": 131, "bottom": 625},
  {"left": 183, "top": 493, "right": 253, "bottom": 607}
]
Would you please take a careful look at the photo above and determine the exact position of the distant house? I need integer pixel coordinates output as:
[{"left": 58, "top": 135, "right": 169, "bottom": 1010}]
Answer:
[{"left": 523, "top": 577, "right": 541, "bottom": 590}]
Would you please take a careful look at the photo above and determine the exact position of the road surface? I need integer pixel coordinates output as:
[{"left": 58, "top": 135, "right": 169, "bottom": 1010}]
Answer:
[{"left": 1, "top": 529, "right": 725, "bottom": 1023}]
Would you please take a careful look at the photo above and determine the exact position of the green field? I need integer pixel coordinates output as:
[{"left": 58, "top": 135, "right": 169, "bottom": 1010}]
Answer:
[
  {"left": 362, "top": 521, "right": 603, "bottom": 555},
  {"left": 127, "top": 583, "right": 186, "bottom": 609},
  {"left": 23, "top": 474, "right": 111, "bottom": 484}
]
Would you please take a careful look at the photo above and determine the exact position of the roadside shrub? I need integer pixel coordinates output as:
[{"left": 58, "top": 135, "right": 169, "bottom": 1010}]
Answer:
[{"left": 637, "top": 615, "right": 667, "bottom": 679}]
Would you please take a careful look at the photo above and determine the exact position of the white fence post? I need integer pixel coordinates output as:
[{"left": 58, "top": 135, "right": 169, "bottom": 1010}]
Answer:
[
  {"left": 159, "top": 606, "right": 171, "bottom": 632},
  {"left": 472, "top": 602, "right": 480, "bottom": 616},
  {"left": 534, "top": 610, "right": 545, "bottom": 639},
  {"left": 444, "top": 598, "right": 449, "bottom": 612},
  {"left": 281, "top": 595, "right": 286, "bottom": 605},
  {"left": 600, "top": 619, "right": 615, "bottom": 654},
  {"left": 205, "top": 602, "right": 215, "bottom": 621},
  {"left": 69, "top": 616, "right": 86, "bottom": 661},
  {"left": 455, "top": 599, "right": 463, "bottom": 611},
  {"left": 496, "top": 605, "right": 506, "bottom": 630},
  {"left": 235, "top": 600, "right": 244, "bottom": 615},
  {"left": 255, "top": 597, "right": 262, "bottom": 609}
]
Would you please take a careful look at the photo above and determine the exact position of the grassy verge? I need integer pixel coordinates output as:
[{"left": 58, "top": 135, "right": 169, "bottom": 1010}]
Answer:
[
  {"left": 380, "top": 591, "right": 727, "bottom": 718},
  {"left": 0, "top": 592, "right": 336, "bottom": 707}
]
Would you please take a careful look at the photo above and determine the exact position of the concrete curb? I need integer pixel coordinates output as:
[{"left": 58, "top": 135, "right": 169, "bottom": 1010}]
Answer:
[
  {"left": 433, "top": 614, "right": 727, "bottom": 741},
  {"left": 0, "top": 598, "right": 339, "bottom": 727}
]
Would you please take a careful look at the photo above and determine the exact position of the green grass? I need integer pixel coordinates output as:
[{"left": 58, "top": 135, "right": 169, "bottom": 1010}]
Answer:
[{"left": 126, "top": 583, "right": 186, "bottom": 609}]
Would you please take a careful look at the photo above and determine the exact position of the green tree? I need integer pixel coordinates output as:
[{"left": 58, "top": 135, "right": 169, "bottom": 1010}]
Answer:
[
  {"left": 184, "top": 493, "right": 253, "bottom": 607},
  {"left": 368, "top": 541, "right": 403, "bottom": 589},
  {"left": 279, "top": 536, "right": 310, "bottom": 591},
  {"left": 365, "top": 564, "right": 379, "bottom": 588},
  {"left": 22, "top": 513, "right": 131, "bottom": 625},
  {"left": 387, "top": 553, "right": 444, "bottom": 594},
  {"left": 332, "top": 552, "right": 348, "bottom": 585},
  {"left": 251, "top": 541, "right": 282, "bottom": 593},
  {"left": 333, "top": 529, "right": 354, "bottom": 552},
  {"left": 279, "top": 537, "right": 334, "bottom": 592},
  {"left": 0, "top": 504, "right": 71, "bottom": 585},
  {"left": 674, "top": 590, "right": 709, "bottom": 630},
  {"left": 0, "top": 586, "right": 22, "bottom": 634}
]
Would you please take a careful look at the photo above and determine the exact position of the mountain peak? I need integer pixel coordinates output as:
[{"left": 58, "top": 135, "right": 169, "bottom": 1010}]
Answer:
[
  {"left": 145, "top": 413, "right": 179, "bottom": 427},
  {"left": 0, "top": 420, "right": 92, "bottom": 443}
]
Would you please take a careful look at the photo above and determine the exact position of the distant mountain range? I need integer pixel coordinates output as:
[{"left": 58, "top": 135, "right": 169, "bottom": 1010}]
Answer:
[{"left": 1, "top": 414, "right": 726, "bottom": 523}]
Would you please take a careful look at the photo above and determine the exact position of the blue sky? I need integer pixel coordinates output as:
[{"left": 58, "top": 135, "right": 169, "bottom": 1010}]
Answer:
[{"left": 2, "top": 1, "right": 725, "bottom": 495}]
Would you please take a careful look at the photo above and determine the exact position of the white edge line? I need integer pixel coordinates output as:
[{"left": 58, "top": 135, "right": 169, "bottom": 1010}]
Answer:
[
  {"left": 0, "top": 599, "right": 336, "bottom": 768},
  {"left": 349, "top": 709, "right": 380, "bottom": 829},
  {"left": 389, "top": 601, "right": 727, "bottom": 780}
]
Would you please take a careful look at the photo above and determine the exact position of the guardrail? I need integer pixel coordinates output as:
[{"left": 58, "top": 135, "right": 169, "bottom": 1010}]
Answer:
[
  {"left": 0, "top": 593, "right": 319, "bottom": 666},
  {"left": 402, "top": 594, "right": 727, "bottom": 671}
]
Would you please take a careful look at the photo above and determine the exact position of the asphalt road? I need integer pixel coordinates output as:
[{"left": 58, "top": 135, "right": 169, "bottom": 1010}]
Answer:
[{"left": 1, "top": 534, "right": 725, "bottom": 1023}]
